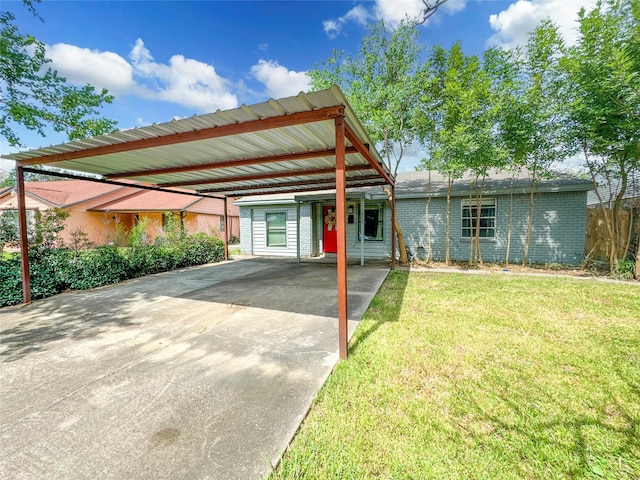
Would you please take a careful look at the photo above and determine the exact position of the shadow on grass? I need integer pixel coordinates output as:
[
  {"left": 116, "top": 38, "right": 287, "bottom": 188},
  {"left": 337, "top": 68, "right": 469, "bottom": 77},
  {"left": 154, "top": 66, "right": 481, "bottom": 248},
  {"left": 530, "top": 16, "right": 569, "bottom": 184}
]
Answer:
[
  {"left": 348, "top": 270, "right": 409, "bottom": 354},
  {"left": 463, "top": 370, "right": 640, "bottom": 477}
]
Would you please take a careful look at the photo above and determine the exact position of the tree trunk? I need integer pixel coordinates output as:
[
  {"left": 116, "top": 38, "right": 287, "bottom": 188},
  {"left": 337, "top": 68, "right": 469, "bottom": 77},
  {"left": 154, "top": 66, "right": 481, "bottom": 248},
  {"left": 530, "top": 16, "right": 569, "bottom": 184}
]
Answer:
[
  {"left": 505, "top": 172, "right": 515, "bottom": 267},
  {"left": 474, "top": 177, "right": 485, "bottom": 267},
  {"left": 385, "top": 189, "right": 408, "bottom": 265},
  {"left": 611, "top": 160, "right": 628, "bottom": 272},
  {"left": 425, "top": 169, "right": 433, "bottom": 262},
  {"left": 586, "top": 150, "right": 618, "bottom": 274},
  {"left": 468, "top": 186, "right": 475, "bottom": 266},
  {"left": 522, "top": 170, "right": 536, "bottom": 266},
  {"left": 445, "top": 177, "right": 453, "bottom": 266},
  {"left": 634, "top": 225, "right": 640, "bottom": 280},
  {"left": 395, "top": 215, "right": 408, "bottom": 265}
]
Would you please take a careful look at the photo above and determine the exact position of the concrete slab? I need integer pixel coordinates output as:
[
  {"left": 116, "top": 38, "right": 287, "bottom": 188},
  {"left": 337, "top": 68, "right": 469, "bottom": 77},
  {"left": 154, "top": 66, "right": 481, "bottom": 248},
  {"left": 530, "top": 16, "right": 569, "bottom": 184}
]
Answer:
[{"left": 0, "top": 257, "right": 389, "bottom": 480}]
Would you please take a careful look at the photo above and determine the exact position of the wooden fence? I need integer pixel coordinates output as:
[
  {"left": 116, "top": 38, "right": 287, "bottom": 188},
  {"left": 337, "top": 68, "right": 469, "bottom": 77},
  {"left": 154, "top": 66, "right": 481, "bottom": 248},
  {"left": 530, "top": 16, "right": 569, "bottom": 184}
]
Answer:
[{"left": 585, "top": 207, "right": 635, "bottom": 258}]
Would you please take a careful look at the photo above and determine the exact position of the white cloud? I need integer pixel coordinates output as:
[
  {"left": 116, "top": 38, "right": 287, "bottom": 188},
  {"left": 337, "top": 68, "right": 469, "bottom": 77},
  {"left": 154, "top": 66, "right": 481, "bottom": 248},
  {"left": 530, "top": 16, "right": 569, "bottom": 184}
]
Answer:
[
  {"left": 129, "top": 39, "right": 238, "bottom": 112},
  {"left": 46, "top": 43, "right": 137, "bottom": 95},
  {"left": 45, "top": 39, "right": 238, "bottom": 113},
  {"left": 250, "top": 60, "right": 311, "bottom": 99},
  {"left": 488, "top": 0, "right": 598, "bottom": 49},
  {"left": 324, "top": 5, "right": 371, "bottom": 38},
  {"left": 374, "top": 0, "right": 425, "bottom": 28},
  {"left": 325, "top": 0, "right": 466, "bottom": 36}
]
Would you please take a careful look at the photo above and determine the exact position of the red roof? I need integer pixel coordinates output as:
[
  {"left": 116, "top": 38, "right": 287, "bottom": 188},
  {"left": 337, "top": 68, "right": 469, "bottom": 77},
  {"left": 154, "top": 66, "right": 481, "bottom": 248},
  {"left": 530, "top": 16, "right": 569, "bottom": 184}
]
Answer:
[
  {"left": 92, "top": 189, "right": 199, "bottom": 212},
  {"left": 24, "top": 180, "right": 126, "bottom": 207},
  {"left": 6, "top": 179, "right": 237, "bottom": 215}
]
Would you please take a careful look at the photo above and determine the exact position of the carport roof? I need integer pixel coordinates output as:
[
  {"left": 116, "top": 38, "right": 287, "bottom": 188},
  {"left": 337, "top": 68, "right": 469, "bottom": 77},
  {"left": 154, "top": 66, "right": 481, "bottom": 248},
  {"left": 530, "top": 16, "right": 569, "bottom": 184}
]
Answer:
[{"left": 5, "top": 86, "right": 393, "bottom": 197}]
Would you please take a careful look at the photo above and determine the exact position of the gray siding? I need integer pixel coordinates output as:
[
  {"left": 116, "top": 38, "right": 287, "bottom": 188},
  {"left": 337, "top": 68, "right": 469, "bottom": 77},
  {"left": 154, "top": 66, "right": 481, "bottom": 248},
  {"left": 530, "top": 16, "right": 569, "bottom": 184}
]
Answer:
[
  {"left": 250, "top": 206, "right": 298, "bottom": 257},
  {"left": 398, "top": 191, "right": 587, "bottom": 265}
]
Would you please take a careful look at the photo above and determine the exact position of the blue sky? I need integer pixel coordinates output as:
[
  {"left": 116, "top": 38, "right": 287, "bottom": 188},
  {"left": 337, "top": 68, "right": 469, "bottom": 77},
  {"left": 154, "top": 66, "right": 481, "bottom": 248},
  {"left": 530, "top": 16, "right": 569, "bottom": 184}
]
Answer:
[{"left": 1, "top": 0, "right": 597, "bottom": 172}]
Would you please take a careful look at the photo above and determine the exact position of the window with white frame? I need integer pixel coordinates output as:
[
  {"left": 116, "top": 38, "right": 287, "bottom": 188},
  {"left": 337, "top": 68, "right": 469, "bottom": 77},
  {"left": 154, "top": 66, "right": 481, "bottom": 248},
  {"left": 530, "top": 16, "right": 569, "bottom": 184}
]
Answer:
[
  {"left": 266, "top": 212, "right": 286, "bottom": 247},
  {"left": 462, "top": 198, "right": 496, "bottom": 238},
  {"left": 358, "top": 204, "right": 384, "bottom": 241}
]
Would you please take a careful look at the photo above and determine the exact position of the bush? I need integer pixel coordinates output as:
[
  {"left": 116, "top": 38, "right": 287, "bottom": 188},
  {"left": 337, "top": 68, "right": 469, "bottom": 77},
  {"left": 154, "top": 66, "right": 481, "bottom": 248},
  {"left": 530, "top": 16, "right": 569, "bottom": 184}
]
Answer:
[
  {"left": 66, "top": 246, "right": 129, "bottom": 290},
  {"left": 0, "top": 254, "right": 22, "bottom": 307},
  {"left": 0, "top": 233, "right": 225, "bottom": 308}
]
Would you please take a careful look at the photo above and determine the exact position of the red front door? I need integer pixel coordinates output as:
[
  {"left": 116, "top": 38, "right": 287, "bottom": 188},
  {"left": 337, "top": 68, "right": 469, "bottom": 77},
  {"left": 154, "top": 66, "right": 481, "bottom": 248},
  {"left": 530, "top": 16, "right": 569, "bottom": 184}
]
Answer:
[{"left": 323, "top": 206, "right": 337, "bottom": 253}]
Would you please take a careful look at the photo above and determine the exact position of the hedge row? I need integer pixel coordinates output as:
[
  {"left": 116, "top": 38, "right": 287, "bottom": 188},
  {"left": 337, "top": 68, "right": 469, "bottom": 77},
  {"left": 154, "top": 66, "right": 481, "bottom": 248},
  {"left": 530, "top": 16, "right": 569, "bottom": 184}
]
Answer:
[{"left": 1, "top": 233, "right": 225, "bottom": 308}]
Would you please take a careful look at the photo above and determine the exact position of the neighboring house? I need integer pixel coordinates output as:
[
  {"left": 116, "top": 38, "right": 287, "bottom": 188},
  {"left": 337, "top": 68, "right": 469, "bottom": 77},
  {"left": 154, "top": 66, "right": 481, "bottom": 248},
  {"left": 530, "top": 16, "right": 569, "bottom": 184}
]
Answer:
[
  {"left": 587, "top": 170, "right": 640, "bottom": 208},
  {"left": 0, "top": 179, "right": 239, "bottom": 246},
  {"left": 237, "top": 170, "right": 593, "bottom": 265}
]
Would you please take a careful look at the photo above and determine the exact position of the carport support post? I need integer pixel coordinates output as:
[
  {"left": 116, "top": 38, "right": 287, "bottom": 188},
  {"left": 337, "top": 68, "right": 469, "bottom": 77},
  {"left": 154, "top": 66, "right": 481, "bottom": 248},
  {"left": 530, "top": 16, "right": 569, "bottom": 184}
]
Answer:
[
  {"left": 223, "top": 196, "right": 229, "bottom": 261},
  {"left": 296, "top": 200, "right": 301, "bottom": 263},
  {"left": 391, "top": 185, "right": 396, "bottom": 270},
  {"left": 335, "top": 115, "right": 348, "bottom": 360},
  {"left": 360, "top": 197, "right": 365, "bottom": 266},
  {"left": 16, "top": 166, "right": 31, "bottom": 304}
]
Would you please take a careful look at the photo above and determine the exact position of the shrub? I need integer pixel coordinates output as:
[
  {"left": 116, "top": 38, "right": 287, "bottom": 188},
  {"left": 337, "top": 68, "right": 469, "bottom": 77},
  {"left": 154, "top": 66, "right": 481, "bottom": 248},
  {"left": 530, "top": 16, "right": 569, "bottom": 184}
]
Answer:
[
  {"left": 65, "top": 246, "right": 129, "bottom": 290},
  {"left": 0, "top": 233, "right": 225, "bottom": 308},
  {"left": 0, "top": 254, "right": 22, "bottom": 307}
]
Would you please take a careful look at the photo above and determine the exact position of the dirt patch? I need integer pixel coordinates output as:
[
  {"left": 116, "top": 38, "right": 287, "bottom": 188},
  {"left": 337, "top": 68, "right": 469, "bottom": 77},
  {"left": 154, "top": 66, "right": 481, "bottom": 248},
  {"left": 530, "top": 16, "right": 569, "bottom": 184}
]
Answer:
[{"left": 403, "top": 259, "right": 638, "bottom": 282}]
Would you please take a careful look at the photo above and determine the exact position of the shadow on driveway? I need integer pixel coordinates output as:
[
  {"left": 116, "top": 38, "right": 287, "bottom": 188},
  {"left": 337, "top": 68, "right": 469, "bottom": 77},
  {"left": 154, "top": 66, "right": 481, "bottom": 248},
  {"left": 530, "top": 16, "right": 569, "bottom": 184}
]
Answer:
[{"left": 0, "top": 256, "right": 389, "bottom": 480}]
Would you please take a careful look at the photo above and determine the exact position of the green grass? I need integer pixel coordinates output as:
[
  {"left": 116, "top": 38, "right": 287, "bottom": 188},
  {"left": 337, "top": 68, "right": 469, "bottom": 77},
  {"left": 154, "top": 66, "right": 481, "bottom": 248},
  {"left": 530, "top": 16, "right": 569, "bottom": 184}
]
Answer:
[{"left": 271, "top": 272, "right": 640, "bottom": 479}]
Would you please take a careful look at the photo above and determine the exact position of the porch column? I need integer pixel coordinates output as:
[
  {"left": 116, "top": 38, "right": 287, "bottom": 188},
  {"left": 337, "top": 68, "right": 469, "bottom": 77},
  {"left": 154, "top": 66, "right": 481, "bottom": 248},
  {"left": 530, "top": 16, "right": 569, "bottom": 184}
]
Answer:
[
  {"left": 16, "top": 166, "right": 31, "bottom": 304},
  {"left": 223, "top": 196, "right": 229, "bottom": 261},
  {"left": 360, "top": 197, "right": 365, "bottom": 266},
  {"left": 335, "top": 115, "right": 348, "bottom": 360},
  {"left": 296, "top": 200, "right": 301, "bottom": 263},
  {"left": 391, "top": 185, "right": 396, "bottom": 270}
]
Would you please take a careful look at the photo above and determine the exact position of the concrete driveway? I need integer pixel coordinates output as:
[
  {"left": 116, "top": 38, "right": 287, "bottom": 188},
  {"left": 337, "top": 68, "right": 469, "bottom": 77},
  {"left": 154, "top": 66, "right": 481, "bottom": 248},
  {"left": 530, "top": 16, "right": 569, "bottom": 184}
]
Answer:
[{"left": 0, "top": 256, "right": 389, "bottom": 480}]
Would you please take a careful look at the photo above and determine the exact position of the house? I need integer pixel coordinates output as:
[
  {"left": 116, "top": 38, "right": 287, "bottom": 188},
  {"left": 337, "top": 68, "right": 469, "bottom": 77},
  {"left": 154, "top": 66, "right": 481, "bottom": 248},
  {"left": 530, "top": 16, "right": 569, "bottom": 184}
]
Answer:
[
  {"left": 237, "top": 169, "right": 593, "bottom": 265},
  {"left": 587, "top": 170, "right": 640, "bottom": 208},
  {"left": 0, "top": 179, "right": 239, "bottom": 246}
]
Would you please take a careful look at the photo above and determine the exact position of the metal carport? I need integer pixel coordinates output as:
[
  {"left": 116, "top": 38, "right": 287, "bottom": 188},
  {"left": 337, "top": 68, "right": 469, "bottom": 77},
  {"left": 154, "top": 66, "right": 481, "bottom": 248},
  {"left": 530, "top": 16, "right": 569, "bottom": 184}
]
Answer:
[{"left": 5, "top": 85, "right": 395, "bottom": 359}]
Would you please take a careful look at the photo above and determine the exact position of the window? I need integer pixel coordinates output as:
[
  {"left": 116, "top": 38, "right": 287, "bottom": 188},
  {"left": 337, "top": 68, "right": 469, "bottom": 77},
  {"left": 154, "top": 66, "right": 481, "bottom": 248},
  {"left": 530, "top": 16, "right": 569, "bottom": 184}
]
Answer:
[
  {"left": 358, "top": 204, "right": 384, "bottom": 241},
  {"left": 266, "top": 212, "right": 286, "bottom": 247},
  {"left": 219, "top": 216, "right": 225, "bottom": 233},
  {"left": 462, "top": 198, "right": 496, "bottom": 238}
]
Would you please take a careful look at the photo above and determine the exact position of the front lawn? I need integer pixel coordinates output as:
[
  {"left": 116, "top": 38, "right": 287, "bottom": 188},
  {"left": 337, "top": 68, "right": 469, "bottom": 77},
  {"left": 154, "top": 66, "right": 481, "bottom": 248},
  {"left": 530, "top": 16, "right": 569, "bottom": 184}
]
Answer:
[{"left": 272, "top": 272, "right": 640, "bottom": 479}]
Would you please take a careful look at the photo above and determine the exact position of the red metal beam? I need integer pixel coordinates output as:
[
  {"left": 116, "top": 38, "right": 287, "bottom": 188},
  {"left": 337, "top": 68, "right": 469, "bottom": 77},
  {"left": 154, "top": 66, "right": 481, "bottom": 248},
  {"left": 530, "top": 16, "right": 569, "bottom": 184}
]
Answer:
[
  {"left": 391, "top": 185, "right": 396, "bottom": 270},
  {"left": 104, "top": 146, "right": 359, "bottom": 179},
  {"left": 16, "top": 167, "right": 31, "bottom": 304},
  {"left": 20, "top": 167, "right": 221, "bottom": 199},
  {"left": 198, "top": 174, "right": 384, "bottom": 194},
  {"left": 231, "top": 179, "right": 389, "bottom": 197},
  {"left": 344, "top": 123, "right": 395, "bottom": 187},
  {"left": 335, "top": 116, "right": 349, "bottom": 360},
  {"left": 158, "top": 164, "right": 373, "bottom": 188},
  {"left": 223, "top": 196, "right": 229, "bottom": 261},
  {"left": 17, "top": 106, "right": 346, "bottom": 166}
]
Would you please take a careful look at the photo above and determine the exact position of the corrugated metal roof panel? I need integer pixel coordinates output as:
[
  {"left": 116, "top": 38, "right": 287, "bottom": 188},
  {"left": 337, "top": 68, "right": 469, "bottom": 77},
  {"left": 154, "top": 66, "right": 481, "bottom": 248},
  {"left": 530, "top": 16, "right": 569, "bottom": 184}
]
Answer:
[{"left": 6, "top": 86, "right": 392, "bottom": 197}]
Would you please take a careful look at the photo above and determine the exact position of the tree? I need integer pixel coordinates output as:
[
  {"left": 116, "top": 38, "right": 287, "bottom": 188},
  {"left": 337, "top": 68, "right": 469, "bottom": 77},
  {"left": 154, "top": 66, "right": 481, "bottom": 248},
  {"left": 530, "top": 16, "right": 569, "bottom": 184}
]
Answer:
[
  {"left": 416, "top": 0, "right": 451, "bottom": 25},
  {"left": 310, "top": 20, "right": 423, "bottom": 264},
  {"left": 561, "top": 0, "right": 640, "bottom": 273},
  {"left": 493, "top": 22, "right": 567, "bottom": 266},
  {"left": 416, "top": 43, "right": 505, "bottom": 266},
  {"left": 1, "top": 0, "right": 117, "bottom": 148}
]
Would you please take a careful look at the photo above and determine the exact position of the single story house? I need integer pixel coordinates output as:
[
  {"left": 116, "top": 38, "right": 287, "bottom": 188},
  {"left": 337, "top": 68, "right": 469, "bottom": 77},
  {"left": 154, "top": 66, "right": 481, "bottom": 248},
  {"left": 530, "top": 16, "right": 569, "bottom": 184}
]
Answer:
[
  {"left": 237, "top": 169, "right": 593, "bottom": 265},
  {"left": 0, "top": 179, "right": 239, "bottom": 246},
  {"left": 587, "top": 170, "right": 640, "bottom": 209}
]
